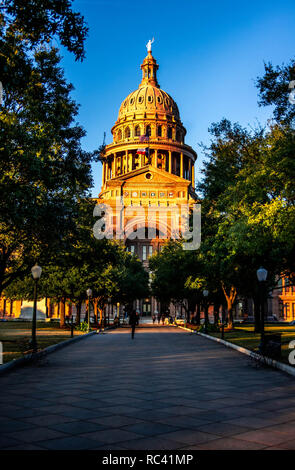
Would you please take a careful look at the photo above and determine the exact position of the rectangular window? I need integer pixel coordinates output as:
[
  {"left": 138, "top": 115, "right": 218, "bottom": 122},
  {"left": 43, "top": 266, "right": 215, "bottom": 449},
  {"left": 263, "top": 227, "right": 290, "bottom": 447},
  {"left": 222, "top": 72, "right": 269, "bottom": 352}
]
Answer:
[
  {"left": 148, "top": 246, "right": 153, "bottom": 257},
  {"left": 285, "top": 277, "right": 290, "bottom": 293},
  {"left": 277, "top": 277, "right": 283, "bottom": 294},
  {"left": 130, "top": 246, "right": 135, "bottom": 255},
  {"left": 292, "top": 303, "right": 295, "bottom": 319},
  {"left": 142, "top": 246, "right": 147, "bottom": 261}
]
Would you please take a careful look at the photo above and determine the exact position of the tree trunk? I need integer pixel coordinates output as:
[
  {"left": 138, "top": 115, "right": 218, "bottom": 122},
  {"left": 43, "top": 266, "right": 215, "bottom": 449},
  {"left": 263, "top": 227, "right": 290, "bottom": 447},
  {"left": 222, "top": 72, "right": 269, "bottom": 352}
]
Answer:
[
  {"left": 60, "top": 297, "right": 66, "bottom": 328},
  {"left": 195, "top": 303, "right": 201, "bottom": 325},
  {"left": 75, "top": 301, "right": 81, "bottom": 325},
  {"left": 222, "top": 304, "right": 226, "bottom": 323},
  {"left": 84, "top": 300, "right": 89, "bottom": 323},
  {"left": 221, "top": 284, "right": 237, "bottom": 330},
  {"left": 98, "top": 307, "right": 103, "bottom": 327},
  {"left": 213, "top": 303, "right": 220, "bottom": 325},
  {"left": 204, "top": 304, "right": 209, "bottom": 327},
  {"left": 93, "top": 299, "right": 98, "bottom": 325}
]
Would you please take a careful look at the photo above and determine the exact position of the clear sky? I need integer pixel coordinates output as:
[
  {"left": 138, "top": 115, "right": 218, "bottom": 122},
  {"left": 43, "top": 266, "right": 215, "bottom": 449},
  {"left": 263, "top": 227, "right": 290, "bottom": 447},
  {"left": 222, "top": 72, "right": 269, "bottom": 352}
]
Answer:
[{"left": 59, "top": 0, "right": 295, "bottom": 196}]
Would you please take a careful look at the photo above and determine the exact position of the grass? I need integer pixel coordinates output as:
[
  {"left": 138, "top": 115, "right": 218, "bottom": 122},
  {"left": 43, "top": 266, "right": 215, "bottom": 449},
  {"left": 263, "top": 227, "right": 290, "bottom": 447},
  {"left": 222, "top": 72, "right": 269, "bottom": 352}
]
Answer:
[
  {"left": 0, "top": 321, "right": 85, "bottom": 364},
  {"left": 207, "top": 324, "right": 295, "bottom": 366}
]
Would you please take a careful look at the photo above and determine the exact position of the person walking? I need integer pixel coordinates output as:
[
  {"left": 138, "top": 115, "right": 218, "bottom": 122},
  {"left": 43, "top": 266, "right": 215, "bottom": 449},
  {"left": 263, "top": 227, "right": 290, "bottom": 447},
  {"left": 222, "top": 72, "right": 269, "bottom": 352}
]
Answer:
[
  {"left": 152, "top": 314, "right": 156, "bottom": 324},
  {"left": 129, "top": 309, "right": 137, "bottom": 339}
]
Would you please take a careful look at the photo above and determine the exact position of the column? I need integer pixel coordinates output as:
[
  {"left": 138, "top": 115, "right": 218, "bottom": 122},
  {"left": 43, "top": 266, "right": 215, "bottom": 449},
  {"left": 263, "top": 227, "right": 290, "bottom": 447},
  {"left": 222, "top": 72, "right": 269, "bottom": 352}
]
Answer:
[
  {"left": 102, "top": 162, "right": 105, "bottom": 186},
  {"left": 188, "top": 158, "right": 192, "bottom": 182},
  {"left": 168, "top": 151, "right": 172, "bottom": 173},
  {"left": 129, "top": 152, "right": 133, "bottom": 171},
  {"left": 180, "top": 152, "right": 184, "bottom": 178},
  {"left": 125, "top": 150, "right": 128, "bottom": 173},
  {"left": 154, "top": 149, "right": 158, "bottom": 167},
  {"left": 112, "top": 153, "right": 116, "bottom": 178},
  {"left": 192, "top": 163, "right": 195, "bottom": 188}
]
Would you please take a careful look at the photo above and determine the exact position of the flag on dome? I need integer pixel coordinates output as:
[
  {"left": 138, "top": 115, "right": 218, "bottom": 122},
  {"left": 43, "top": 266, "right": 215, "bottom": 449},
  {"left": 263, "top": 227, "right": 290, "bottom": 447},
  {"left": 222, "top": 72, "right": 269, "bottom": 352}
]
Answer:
[{"left": 137, "top": 148, "right": 149, "bottom": 155}]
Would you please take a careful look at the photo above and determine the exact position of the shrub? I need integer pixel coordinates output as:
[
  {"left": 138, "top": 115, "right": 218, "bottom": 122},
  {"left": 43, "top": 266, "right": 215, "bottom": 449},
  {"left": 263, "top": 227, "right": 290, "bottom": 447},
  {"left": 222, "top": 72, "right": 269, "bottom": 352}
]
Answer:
[{"left": 75, "top": 322, "right": 89, "bottom": 332}]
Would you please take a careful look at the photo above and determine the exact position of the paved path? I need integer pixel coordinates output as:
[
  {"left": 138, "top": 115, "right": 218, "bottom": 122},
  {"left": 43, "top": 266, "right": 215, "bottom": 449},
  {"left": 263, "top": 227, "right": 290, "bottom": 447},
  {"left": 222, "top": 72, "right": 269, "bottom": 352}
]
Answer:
[{"left": 1, "top": 326, "right": 295, "bottom": 450}]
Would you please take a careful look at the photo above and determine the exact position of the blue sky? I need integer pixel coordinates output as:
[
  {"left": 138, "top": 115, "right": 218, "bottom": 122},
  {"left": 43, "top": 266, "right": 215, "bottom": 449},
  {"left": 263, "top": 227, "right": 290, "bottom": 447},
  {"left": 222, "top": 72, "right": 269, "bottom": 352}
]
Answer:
[{"left": 60, "top": 0, "right": 295, "bottom": 196}]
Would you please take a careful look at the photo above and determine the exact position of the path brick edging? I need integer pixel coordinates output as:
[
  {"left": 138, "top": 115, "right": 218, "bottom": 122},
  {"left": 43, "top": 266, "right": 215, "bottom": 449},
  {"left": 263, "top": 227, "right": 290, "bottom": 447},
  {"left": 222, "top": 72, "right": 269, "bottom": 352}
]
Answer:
[
  {"left": 0, "top": 330, "right": 97, "bottom": 376},
  {"left": 178, "top": 325, "right": 295, "bottom": 378}
]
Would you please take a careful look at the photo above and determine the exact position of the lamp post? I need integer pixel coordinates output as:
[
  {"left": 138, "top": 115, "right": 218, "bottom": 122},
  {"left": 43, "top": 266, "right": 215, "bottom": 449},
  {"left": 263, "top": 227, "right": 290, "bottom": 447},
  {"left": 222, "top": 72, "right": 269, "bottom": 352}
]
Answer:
[
  {"left": 30, "top": 264, "right": 42, "bottom": 353},
  {"left": 86, "top": 288, "right": 92, "bottom": 332},
  {"left": 257, "top": 267, "right": 268, "bottom": 354},
  {"left": 203, "top": 289, "right": 209, "bottom": 334}
]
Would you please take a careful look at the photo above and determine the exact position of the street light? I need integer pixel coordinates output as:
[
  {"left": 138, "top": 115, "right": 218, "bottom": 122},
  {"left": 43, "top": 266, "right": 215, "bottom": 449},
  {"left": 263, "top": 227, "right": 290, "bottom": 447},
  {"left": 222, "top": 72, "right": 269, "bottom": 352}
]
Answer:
[
  {"left": 30, "top": 263, "right": 42, "bottom": 353},
  {"left": 203, "top": 289, "right": 209, "bottom": 334},
  {"left": 257, "top": 267, "right": 268, "bottom": 354},
  {"left": 86, "top": 288, "right": 92, "bottom": 332}
]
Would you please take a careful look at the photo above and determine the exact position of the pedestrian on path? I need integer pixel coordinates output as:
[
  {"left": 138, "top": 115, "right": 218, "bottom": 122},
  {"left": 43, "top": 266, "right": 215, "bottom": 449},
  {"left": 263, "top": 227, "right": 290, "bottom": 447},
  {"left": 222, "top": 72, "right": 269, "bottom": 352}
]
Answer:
[
  {"left": 129, "top": 309, "right": 137, "bottom": 339},
  {"left": 152, "top": 314, "right": 156, "bottom": 324},
  {"left": 157, "top": 313, "right": 161, "bottom": 324}
]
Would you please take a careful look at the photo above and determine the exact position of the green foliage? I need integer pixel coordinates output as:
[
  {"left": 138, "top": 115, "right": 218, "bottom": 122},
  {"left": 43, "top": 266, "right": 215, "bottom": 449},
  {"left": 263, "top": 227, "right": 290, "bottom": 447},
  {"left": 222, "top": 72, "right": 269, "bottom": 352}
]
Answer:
[
  {"left": 75, "top": 322, "right": 89, "bottom": 332},
  {"left": 0, "top": 0, "right": 88, "bottom": 61},
  {"left": 150, "top": 240, "right": 205, "bottom": 313},
  {"left": 256, "top": 59, "right": 295, "bottom": 125},
  {"left": 199, "top": 323, "right": 220, "bottom": 333},
  {"left": 0, "top": 32, "right": 97, "bottom": 294},
  {"left": 4, "top": 200, "right": 150, "bottom": 312}
]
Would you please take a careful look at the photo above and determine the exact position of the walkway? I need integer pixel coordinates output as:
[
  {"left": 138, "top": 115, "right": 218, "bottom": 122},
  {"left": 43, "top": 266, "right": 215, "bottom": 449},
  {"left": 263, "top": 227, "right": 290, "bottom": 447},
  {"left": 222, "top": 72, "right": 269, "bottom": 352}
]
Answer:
[{"left": 1, "top": 326, "right": 295, "bottom": 450}]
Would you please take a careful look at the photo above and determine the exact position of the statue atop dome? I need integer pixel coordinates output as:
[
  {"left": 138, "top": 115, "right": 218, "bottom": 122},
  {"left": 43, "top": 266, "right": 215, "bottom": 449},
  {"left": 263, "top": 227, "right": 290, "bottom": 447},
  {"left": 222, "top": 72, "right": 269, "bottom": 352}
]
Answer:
[{"left": 146, "top": 38, "right": 154, "bottom": 53}]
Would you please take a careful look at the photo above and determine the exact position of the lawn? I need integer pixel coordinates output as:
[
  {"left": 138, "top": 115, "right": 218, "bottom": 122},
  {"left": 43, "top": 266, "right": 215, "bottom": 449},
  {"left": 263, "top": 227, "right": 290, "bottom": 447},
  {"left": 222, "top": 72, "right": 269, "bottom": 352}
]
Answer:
[
  {"left": 0, "top": 321, "right": 85, "bottom": 364},
  {"left": 208, "top": 324, "right": 295, "bottom": 366}
]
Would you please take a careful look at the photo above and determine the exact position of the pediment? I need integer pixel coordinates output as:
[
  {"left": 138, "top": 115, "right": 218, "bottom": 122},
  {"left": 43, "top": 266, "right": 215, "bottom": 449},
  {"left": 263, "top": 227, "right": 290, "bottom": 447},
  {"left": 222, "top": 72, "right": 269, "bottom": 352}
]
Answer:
[{"left": 109, "top": 165, "right": 189, "bottom": 186}]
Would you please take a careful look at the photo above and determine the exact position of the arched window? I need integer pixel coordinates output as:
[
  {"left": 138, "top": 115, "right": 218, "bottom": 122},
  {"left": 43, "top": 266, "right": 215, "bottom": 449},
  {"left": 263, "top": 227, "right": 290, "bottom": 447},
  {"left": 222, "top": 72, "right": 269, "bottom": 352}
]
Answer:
[
  {"left": 117, "top": 129, "right": 122, "bottom": 141},
  {"left": 146, "top": 125, "right": 151, "bottom": 137},
  {"left": 157, "top": 125, "right": 162, "bottom": 137},
  {"left": 168, "top": 127, "right": 172, "bottom": 139},
  {"left": 135, "top": 125, "right": 141, "bottom": 137},
  {"left": 125, "top": 127, "right": 131, "bottom": 139}
]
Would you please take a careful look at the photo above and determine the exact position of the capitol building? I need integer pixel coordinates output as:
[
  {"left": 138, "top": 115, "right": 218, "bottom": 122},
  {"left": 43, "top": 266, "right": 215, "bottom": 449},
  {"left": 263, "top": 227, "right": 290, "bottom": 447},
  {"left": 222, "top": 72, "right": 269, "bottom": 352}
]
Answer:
[{"left": 97, "top": 42, "right": 198, "bottom": 317}]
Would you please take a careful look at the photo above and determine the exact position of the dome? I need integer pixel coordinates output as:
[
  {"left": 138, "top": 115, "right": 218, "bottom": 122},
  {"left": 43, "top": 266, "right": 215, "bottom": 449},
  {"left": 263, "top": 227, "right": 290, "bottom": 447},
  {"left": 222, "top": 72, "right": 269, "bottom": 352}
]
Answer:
[
  {"left": 118, "top": 85, "right": 180, "bottom": 121},
  {"left": 116, "top": 51, "right": 181, "bottom": 123}
]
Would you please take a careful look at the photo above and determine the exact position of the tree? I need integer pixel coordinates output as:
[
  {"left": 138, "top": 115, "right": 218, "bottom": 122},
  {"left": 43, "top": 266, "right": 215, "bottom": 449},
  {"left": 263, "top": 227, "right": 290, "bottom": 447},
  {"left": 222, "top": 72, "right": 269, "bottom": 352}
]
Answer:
[
  {"left": 0, "top": 0, "right": 88, "bottom": 61},
  {"left": 198, "top": 115, "right": 295, "bottom": 329},
  {"left": 150, "top": 241, "right": 205, "bottom": 323},
  {"left": 0, "top": 43, "right": 97, "bottom": 295},
  {"left": 256, "top": 59, "right": 295, "bottom": 125},
  {"left": 4, "top": 197, "right": 150, "bottom": 328},
  {"left": 0, "top": 0, "right": 93, "bottom": 294}
]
